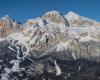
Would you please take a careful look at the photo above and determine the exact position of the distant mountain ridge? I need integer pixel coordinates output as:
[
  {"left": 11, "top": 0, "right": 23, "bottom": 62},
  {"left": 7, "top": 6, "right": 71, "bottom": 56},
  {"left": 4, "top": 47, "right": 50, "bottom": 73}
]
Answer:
[{"left": 0, "top": 10, "right": 100, "bottom": 37}]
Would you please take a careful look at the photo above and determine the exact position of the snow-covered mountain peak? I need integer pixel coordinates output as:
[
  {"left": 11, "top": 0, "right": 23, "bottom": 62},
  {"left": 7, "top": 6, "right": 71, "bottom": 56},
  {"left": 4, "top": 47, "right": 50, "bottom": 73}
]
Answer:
[
  {"left": 65, "top": 11, "right": 100, "bottom": 27},
  {"left": 42, "top": 10, "right": 62, "bottom": 19},
  {"left": 1, "top": 15, "right": 11, "bottom": 19},
  {"left": 1, "top": 15, "right": 14, "bottom": 22},
  {"left": 0, "top": 15, "right": 21, "bottom": 37},
  {"left": 42, "top": 10, "right": 69, "bottom": 26},
  {"left": 43, "top": 10, "right": 62, "bottom": 16},
  {"left": 67, "top": 11, "right": 79, "bottom": 16},
  {"left": 0, "top": 15, "right": 16, "bottom": 28},
  {"left": 65, "top": 11, "right": 80, "bottom": 21}
]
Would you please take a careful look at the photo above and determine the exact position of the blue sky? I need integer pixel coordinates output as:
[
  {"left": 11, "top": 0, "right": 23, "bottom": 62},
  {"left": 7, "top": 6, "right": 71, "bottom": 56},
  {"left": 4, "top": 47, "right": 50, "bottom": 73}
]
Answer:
[{"left": 0, "top": 0, "right": 100, "bottom": 22}]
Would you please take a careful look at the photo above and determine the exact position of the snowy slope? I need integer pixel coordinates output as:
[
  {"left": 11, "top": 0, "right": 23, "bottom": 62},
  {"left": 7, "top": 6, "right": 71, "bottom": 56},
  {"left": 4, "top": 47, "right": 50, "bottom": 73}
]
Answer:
[{"left": 65, "top": 11, "right": 100, "bottom": 27}]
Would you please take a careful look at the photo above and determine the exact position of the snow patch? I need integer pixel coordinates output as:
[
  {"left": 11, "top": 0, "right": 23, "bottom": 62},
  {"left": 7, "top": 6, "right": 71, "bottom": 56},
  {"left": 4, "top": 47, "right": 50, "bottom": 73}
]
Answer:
[
  {"left": 79, "top": 36, "right": 99, "bottom": 42},
  {"left": 72, "top": 52, "right": 77, "bottom": 60},
  {"left": 0, "top": 38, "right": 5, "bottom": 41},
  {"left": 11, "top": 60, "right": 24, "bottom": 72},
  {"left": 56, "top": 42, "right": 68, "bottom": 52},
  {"left": 54, "top": 60, "right": 62, "bottom": 76}
]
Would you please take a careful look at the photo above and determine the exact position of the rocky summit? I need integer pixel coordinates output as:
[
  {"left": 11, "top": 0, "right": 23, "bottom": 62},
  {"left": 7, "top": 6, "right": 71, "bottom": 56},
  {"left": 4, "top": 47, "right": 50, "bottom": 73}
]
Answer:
[{"left": 0, "top": 11, "right": 100, "bottom": 80}]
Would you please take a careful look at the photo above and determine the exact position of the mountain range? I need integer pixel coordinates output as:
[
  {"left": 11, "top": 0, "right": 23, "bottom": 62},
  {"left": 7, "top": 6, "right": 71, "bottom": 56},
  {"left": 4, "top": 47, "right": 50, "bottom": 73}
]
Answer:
[{"left": 0, "top": 11, "right": 100, "bottom": 80}]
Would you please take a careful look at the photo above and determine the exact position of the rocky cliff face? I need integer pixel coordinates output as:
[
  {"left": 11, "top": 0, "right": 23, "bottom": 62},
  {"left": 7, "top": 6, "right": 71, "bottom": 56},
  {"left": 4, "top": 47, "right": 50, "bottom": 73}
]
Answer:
[
  {"left": 0, "top": 15, "right": 22, "bottom": 37},
  {"left": 0, "top": 11, "right": 100, "bottom": 80}
]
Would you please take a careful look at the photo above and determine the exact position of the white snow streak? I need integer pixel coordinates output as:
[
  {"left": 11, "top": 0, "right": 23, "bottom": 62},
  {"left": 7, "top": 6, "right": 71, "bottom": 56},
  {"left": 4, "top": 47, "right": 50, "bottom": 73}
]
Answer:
[{"left": 54, "top": 60, "right": 62, "bottom": 76}]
